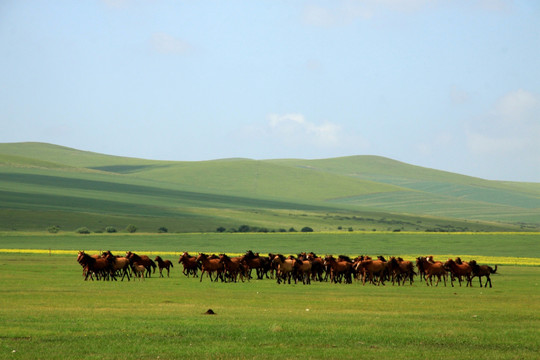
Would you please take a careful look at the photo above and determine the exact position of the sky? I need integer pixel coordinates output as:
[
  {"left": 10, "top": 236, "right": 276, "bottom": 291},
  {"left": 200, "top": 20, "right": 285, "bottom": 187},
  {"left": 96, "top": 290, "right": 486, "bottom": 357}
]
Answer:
[{"left": 1, "top": 0, "right": 539, "bottom": 182}]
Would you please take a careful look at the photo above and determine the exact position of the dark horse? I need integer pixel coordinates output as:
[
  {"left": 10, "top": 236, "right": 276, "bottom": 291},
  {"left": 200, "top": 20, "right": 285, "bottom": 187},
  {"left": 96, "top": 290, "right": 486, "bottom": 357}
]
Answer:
[
  {"left": 77, "top": 251, "right": 116, "bottom": 281},
  {"left": 469, "top": 260, "right": 497, "bottom": 288},
  {"left": 154, "top": 256, "right": 174, "bottom": 277},
  {"left": 126, "top": 251, "right": 156, "bottom": 278}
]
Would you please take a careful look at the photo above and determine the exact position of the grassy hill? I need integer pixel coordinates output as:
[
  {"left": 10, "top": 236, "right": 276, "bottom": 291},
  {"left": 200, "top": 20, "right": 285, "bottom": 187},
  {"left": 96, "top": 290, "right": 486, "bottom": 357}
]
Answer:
[{"left": 0, "top": 142, "right": 538, "bottom": 233}]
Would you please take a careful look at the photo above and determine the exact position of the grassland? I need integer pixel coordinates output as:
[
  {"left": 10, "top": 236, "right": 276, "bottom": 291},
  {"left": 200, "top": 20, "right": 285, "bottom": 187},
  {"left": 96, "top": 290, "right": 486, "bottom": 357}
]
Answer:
[
  {"left": 0, "top": 142, "right": 539, "bottom": 234},
  {"left": 0, "top": 232, "right": 538, "bottom": 359},
  {"left": 0, "top": 253, "right": 538, "bottom": 360}
]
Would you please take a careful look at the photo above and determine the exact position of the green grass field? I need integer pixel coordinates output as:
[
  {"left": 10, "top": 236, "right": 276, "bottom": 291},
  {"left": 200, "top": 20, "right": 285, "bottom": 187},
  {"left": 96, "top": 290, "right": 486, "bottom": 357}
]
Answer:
[
  {"left": 0, "top": 253, "right": 538, "bottom": 360},
  {"left": 1, "top": 233, "right": 539, "bottom": 359},
  {"left": 1, "top": 142, "right": 539, "bottom": 233}
]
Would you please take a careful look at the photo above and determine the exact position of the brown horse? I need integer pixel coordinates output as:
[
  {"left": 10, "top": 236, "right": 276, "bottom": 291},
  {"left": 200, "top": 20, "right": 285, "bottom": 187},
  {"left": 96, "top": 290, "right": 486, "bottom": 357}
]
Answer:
[
  {"left": 178, "top": 252, "right": 199, "bottom": 277},
  {"left": 444, "top": 258, "right": 472, "bottom": 287},
  {"left": 219, "top": 254, "right": 247, "bottom": 282},
  {"left": 131, "top": 262, "right": 146, "bottom": 281},
  {"left": 293, "top": 258, "right": 312, "bottom": 285},
  {"left": 154, "top": 256, "right": 173, "bottom": 277},
  {"left": 387, "top": 257, "right": 415, "bottom": 285},
  {"left": 416, "top": 257, "right": 447, "bottom": 287},
  {"left": 305, "top": 252, "right": 325, "bottom": 282},
  {"left": 103, "top": 251, "right": 131, "bottom": 281},
  {"left": 469, "top": 260, "right": 497, "bottom": 288},
  {"left": 239, "top": 250, "right": 265, "bottom": 280},
  {"left": 196, "top": 253, "right": 224, "bottom": 282},
  {"left": 324, "top": 255, "right": 353, "bottom": 284},
  {"left": 126, "top": 251, "right": 156, "bottom": 278},
  {"left": 272, "top": 254, "right": 295, "bottom": 284},
  {"left": 355, "top": 258, "right": 387, "bottom": 286},
  {"left": 77, "top": 251, "right": 115, "bottom": 281}
]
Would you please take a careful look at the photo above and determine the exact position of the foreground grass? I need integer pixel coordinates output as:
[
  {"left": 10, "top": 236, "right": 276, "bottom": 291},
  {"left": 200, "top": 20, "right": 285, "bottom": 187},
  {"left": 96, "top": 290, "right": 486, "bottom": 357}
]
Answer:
[{"left": 0, "top": 254, "right": 539, "bottom": 359}]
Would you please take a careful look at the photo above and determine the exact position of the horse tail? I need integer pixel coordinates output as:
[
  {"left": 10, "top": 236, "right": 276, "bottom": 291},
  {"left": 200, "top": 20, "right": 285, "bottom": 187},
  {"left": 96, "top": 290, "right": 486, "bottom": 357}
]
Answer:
[{"left": 491, "top": 265, "right": 498, "bottom": 274}]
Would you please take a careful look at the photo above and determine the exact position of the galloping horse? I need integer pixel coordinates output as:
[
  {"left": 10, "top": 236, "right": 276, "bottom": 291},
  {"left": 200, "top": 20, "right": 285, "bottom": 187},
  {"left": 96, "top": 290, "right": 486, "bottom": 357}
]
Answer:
[
  {"left": 416, "top": 257, "right": 447, "bottom": 287},
  {"left": 323, "top": 255, "right": 353, "bottom": 284},
  {"left": 444, "top": 258, "right": 472, "bottom": 287},
  {"left": 469, "top": 260, "right": 497, "bottom": 288},
  {"left": 387, "top": 257, "right": 415, "bottom": 285},
  {"left": 77, "top": 251, "right": 115, "bottom": 281},
  {"left": 293, "top": 258, "right": 312, "bottom": 285},
  {"left": 102, "top": 251, "right": 131, "bottom": 281},
  {"left": 196, "top": 253, "right": 224, "bottom": 282},
  {"left": 355, "top": 258, "right": 387, "bottom": 286},
  {"left": 239, "top": 250, "right": 266, "bottom": 280},
  {"left": 219, "top": 254, "right": 247, "bottom": 282},
  {"left": 178, "top": 252, "right": 199, "bottom": 277},
  {"left": 271, "top": 254, "right": 295, "bottom": 284},
  {"left": 154, "top": 256, "right": 173, "bottom": 277},
  {"left": 126, "top": 251, "right": 156, "bottom": 278}
]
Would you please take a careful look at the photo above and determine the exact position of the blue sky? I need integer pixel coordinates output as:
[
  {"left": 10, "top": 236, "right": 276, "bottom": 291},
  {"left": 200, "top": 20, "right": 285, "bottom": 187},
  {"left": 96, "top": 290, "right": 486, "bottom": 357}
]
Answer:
[{"left": 1, "top": 0, "right": 539, "bottom": 181}]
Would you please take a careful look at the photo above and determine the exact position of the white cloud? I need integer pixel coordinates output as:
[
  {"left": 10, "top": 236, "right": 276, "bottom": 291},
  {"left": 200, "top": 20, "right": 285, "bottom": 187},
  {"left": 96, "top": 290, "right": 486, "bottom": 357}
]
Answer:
[
  {"left": 466, "top": 89, "right": 540, "bottom": 156},
  {"left": 150, "top": 32, "right": 193, "bottom": 55},
  {"left": 267, "top": 113, "right": 342, "bottom": 147}
]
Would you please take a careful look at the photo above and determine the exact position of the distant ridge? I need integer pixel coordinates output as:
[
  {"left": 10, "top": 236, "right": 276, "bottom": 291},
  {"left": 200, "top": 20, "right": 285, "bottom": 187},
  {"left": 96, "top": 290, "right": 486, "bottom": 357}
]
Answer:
[{"left": 0, "top": 142, "right": 538, "bottom": 232}]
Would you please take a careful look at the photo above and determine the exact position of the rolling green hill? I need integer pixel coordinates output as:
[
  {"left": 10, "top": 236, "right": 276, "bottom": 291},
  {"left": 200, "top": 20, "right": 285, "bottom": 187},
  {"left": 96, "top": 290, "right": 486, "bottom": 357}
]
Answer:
[{"left": 0, "top": 142, "right": 538, "bottom": 233}]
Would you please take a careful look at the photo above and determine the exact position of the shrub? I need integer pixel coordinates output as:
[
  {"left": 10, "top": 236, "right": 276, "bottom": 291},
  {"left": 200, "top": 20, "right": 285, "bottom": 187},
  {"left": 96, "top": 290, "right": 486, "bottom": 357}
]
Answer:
[
  {"left": 289, "top": 227, "right": 297, "bottom": 232},
  {"left": 301, "top": 227, "right": 314, "bottom": 232},
  {"left": 105, "top": 226, "right": 117, "bottom": 233},
  {"left": 47, "top": 225, "right": 60, "bottom": 234},
  {"left": 216, "top": 227, "right": 226, "bottom": 233},
  {"left": 75, "top": 227, "right": 91, "bottom": 234},
  {"left": 238, "top": 225, "right": 251, "bottom": 232},
  {"left": 126, "top": 224, "right": 137, "bottom": 233},
  {"left": 158, "top": 227, "right": 168, "bottom": 233}
]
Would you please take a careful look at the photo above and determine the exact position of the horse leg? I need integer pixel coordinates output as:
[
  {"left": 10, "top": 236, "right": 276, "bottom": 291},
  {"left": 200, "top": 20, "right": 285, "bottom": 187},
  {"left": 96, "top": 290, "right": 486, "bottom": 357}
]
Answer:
[{"left": 486, "top": 275, "right": 492, "bottom": 288}]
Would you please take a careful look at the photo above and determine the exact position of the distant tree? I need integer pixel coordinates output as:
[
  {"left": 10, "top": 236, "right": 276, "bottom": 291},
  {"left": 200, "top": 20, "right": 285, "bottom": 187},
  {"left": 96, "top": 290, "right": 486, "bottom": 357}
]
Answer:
[
  {"left": 278, "top": 228, "right": 287, "bottom": 232},
  {"left": 301, "top": 227, "right": 313, "bottom": 232},
  {"left": 47, "top": 225, "right": 60, "bottom": 234},
  {"left": 75, "top": 227, "right": 91, "bottom": 234},
  {"left": 238, "top": 225, "right": 251, "bottom": 232},
  {"left": 126, "top": 224, "right": 137, "bottom": 233},
  {"left": 289, "top": 227, "right": 297, "bottom": 232},
  {"left": 158, "top": 226, "right": 168, "bottom": 233},
  {"left": 216, "top": 227, "right": 226, "bottom": 233},
  {"left": 105, "top": 226, "right": 117, "bottom": 233}
]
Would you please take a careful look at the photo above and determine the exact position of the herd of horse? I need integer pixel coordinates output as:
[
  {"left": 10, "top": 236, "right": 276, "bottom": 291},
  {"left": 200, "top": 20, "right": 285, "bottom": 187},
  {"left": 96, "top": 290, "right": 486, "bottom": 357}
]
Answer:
[{"left": 76, "top": 250, "right": 498, "bottom": 288}]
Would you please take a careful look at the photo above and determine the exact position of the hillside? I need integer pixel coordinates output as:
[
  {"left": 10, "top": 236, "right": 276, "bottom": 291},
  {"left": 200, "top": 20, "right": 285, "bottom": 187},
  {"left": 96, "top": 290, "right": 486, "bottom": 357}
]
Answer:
[{"left": 0, "top": 142, "right": 538, "bottom": 233}]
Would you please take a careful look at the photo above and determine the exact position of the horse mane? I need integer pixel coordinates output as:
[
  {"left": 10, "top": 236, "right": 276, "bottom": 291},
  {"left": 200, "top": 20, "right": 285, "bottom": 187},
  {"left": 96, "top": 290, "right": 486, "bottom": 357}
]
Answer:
[
  {"left": 338, "top": 255, "right": 352, "bottom": 262},
  {"left": 455, "top": 257, "right": 463, "bottom": 264},
  {"left": 377, "top": 255, "right": 387, "bottom": 262}
]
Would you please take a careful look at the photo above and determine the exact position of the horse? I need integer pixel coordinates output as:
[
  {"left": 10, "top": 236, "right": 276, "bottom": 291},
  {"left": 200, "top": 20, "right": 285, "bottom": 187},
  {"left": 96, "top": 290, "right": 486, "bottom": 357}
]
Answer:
[
  {"left": 154, "top": 256, "right": 174, "bottom": 277},
  {"left": 196, "top": 253, "right": 224, "bottom": 282},
  {"left": 219, "top": 254, "right": 247, "bottom": 283},
  {"left": 77, "top": 251, "right": 115, "bottom": 281},
  {"left": 444, "top": 258, "right": 472, "bottom": 287},
  {"left": 272, "top": 254, "right": 295, "bottom": 284},
  {"left": 355, "top": 258, "right": 387, "bottom": 286},
  {"left": 126, "top": 251, "right": 156, "bottom": 278},
  {"left": 469, "top": 260, "right": 497, "bottom": 288},
  {"left": 131, "top": 262, "right": 146, "bottom": 281},
  {"left": 239, "top": 250, "right": 265, "bottom": 280},
  {"left": 103, "top": 251, "right": 131, "bottom": 281},
  {"left": 178, "top": 252, "right": 200, "bottom": 277},
  {"left": 77, "top": 251, "right": 101, "bottom": 278},
  {"left": 387, "top": 257, "right": 415, "bottom": 285},
  {"left": 323, "top": 255, "right": 353, "bottom": 284},
  {"left": 306, "top": 252, "right": 325, "bottom": 282},
  {"left": 293, "top": 258, "right": 312, "bottom": 285},
  {"left": 416, "top": 257, "right": 447, "bottom": 287}
]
